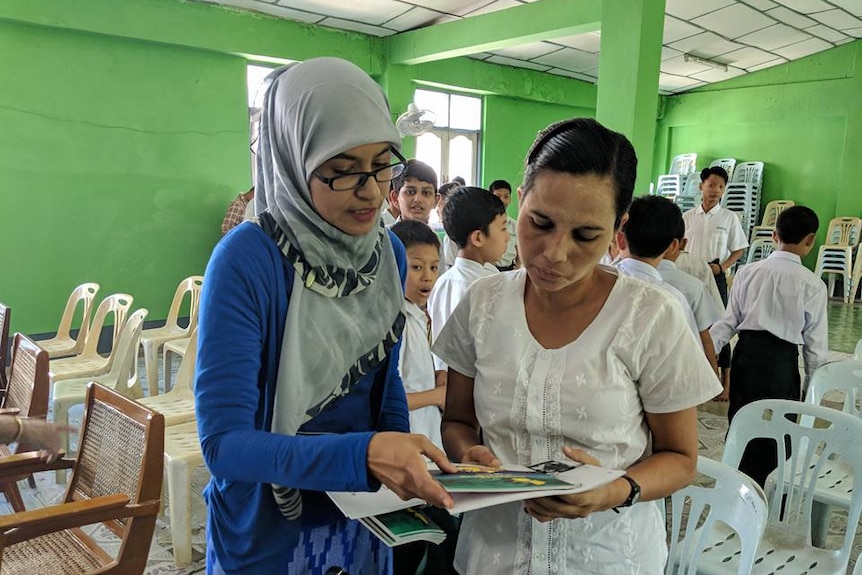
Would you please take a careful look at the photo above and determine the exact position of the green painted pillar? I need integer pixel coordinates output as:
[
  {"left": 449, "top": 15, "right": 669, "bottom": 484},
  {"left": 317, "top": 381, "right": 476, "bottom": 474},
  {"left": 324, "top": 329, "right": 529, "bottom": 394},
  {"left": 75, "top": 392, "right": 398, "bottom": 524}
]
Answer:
[
  {"left": 595, "top": 0, "right": 666, "bottom": 196},
  {"left": 378, "top": 64, "right": 416, "bottom": 158},
  {"left": 835, "top": 42, "right": 862, "bottom": 217}
]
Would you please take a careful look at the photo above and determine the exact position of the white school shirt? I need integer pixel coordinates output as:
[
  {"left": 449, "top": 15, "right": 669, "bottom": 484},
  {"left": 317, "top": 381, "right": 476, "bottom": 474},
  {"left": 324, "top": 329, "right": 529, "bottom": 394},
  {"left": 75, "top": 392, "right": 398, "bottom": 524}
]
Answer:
[
  {"left": 494, "top": 216, "right": 518, "bottom": 268},
  {"left": 616, "top": 258, "right": 700, "bottom": 336},
  {"left": 441, "top": 234, "right": 458, "bottom": 271},
  {"left": 657, "top": 259, "right": 723, "bottom": 331},
  {"left": 682, "top": 204, "right": 749, "bottom": 264},
  {"left": 432, "top": 269, "right": 721, "bottom": 575},
  {"left": 710, "top": 251, "right": 829, "bottom": 380},
  {"left": 429, "top": 257, "right": 499, "bottom": 372},
  {"left": 398, "top": 300, "right": 443, "bottom": 450},
  {"left": 676, "top": 251, "right": 725, "bottom": 309}
]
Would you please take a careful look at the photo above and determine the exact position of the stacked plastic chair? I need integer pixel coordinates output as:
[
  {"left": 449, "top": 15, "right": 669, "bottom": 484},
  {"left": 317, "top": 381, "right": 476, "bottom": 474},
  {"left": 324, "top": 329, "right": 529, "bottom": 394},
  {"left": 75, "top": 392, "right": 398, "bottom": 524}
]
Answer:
[
  {"left": 814, "top": 216, "right": 861, "bottom": 303},
  {"left": 655, "top": 153, "right": 698, "bottom": 200},
  {"left": 673, "top": 176, "right": 701, "bottom": 213},
  {"left": 720, "top": 183, "right": 759, "bottom": 233},
  {"left": 745, "top": 238, "right": 776, "bottom": 264},
  {"left": 749, "top": 200, "right": 794, "bottom": 243},
  {"left": 851, "top": 244, "right": 862, "bottom": 304},
  {"left": 708, "top": 158, "right": 736, "bottom": 181}
]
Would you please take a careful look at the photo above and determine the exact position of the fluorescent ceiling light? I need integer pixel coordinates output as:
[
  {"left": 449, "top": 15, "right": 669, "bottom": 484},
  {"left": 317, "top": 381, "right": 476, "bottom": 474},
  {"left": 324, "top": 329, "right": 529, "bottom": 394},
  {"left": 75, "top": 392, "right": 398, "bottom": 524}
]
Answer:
[{"left": 684, "top": 53, "right": 729, "bottom": 71}]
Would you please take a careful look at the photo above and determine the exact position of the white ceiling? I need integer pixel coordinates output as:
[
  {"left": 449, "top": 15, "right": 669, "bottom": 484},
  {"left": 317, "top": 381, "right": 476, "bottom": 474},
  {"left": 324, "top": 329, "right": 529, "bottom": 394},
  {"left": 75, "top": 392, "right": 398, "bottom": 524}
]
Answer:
[{"left": 196, "top": 0, "right": 862, "bottom": 94}]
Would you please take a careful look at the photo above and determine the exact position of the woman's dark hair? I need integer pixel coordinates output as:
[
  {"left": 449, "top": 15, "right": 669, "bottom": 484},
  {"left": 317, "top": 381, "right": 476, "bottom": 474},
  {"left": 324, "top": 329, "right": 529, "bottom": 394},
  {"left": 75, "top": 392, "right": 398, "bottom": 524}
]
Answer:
[
  {"left": 700, "top": 166, "right": 728, "bottom": 184},
  {"left": 522, "top": 118, "right": 636, "bottom": 228}
]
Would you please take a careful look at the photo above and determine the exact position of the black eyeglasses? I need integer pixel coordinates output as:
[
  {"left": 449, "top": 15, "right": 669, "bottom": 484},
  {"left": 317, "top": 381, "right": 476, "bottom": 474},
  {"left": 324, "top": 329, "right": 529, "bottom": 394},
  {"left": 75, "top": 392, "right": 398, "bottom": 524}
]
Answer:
[{"left": 312, "top": 148, "right": 407, "bottom": 192}]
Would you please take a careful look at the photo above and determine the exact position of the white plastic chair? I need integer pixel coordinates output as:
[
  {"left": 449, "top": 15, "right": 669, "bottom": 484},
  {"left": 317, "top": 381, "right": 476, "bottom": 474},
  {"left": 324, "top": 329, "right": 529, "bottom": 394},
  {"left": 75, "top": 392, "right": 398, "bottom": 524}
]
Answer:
[
  {"left": 656, "top": 174, "right": 682, "bottom": 198},
  {"left": 815, "top": 217, "right": 862, "bottom": 303},
  {"left": 36, "top": 283, "right": 99, "bottom": 359},
  {"left": 709, "top": 158, "right": 736, "bottom": 180},
  {"left": 162, "top": 336, "right": 191, "bottom": 392},
  {"left": 716, "top": 399, "right": 862, "bottom": 575},
  {"left": 139, "top": 329, "right": 197, "bottom": 426},
  {"left": 730, "top": 161, "right": 764, "bottom": 188},
  {"left": 48, "top": 293, "right": 133, "bottom": 385},
  {"left": 670, "top": 153, "right": 697, "bottom": 176},
  {"left": 749, "top": 200, "right": 794, "bottom": 244},
  {"left": 745, "top": 238, "right": 776, "bottom": 264},
  {"left": 850, "top": 248, "right": 862, "bottom": 304},
  {"left": 51, "top": 308, "right": 148, "bottom": 483},
  {"left": 666, "top": 456, "right": 767, "bottom": 575},
  {"left": 140, "top": 275, "right": 203, "bottom": 396},
  {"left": 855, "top": 339, "right": 862, "bottom": 361},
  {"left": 163, "top": 420, "right": 205, "bottom": 567}
]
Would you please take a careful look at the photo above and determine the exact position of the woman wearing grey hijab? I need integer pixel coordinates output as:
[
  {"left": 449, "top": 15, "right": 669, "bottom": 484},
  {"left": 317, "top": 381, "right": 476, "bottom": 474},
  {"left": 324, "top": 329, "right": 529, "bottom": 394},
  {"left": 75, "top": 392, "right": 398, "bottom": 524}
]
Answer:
[{"left": 195, "top": 58, "right": 456, "bottom": 575}]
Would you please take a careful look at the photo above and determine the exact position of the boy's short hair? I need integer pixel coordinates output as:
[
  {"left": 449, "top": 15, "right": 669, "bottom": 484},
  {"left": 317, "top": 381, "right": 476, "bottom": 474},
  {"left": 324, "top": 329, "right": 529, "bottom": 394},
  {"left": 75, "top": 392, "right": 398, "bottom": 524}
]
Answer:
[
  {"left": 393, "top": 159, "right": 438, "bottom": 192},
  {"left": 623, "top": 195, "right": 683, "bottom": 258},
  {"left": 443, "top": 187, "right": 506, "bottom": 249},
  {"left": 700, "top": 166, "right": 729, "bottom": 184},
  {"left": 489, "top": 179, "right": 512, "bottom": 193},
  {"left": 775, "top": 206, "right": 819, "bottom": 244},
  {"left": 390, "top": 220, "right": 441, "bottom": 251},
  {"left": 438, "top": 181, "right": 461, "bottom": 199}
]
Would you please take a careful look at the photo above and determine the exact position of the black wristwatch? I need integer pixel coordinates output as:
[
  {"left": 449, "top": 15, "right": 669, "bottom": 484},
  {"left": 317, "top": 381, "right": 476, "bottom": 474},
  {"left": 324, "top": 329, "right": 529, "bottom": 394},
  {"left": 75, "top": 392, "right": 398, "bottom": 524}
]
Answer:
[{"left": 613, "top": 475, "right": 641, "bottom": 512}]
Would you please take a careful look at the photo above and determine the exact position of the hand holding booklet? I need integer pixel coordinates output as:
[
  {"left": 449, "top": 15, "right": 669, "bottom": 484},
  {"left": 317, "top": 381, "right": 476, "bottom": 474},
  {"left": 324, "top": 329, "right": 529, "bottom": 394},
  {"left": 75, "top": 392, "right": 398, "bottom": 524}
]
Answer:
[{"left": 327, "top": 460, "right": 625, "bottom": 547}]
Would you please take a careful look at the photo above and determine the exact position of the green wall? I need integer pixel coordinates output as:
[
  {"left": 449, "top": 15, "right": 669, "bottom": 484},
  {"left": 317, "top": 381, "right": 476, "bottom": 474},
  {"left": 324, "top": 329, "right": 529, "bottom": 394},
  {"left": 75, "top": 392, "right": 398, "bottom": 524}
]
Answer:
[
  {"left": 0, "top": 20, "right": 249, "bottom": 334},
  {"left": 654, "top": 40, "right": 862, "bottom": 265},
  {"left": 483, "top": 96, "right": 595, "bottom": 218}
]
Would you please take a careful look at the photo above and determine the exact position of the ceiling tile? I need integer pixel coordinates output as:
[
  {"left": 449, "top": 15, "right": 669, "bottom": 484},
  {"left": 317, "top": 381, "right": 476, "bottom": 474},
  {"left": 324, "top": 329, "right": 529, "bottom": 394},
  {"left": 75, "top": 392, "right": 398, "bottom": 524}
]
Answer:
[
  {"left": 550, "top": 32, "right": 602, "bottom": 53},
  {"left": 748, "top": 56, "right": 788, "bottom": 71},
  {"left": 316, "top": 16, "right": 394, "bottom": 36},
  {"left": 467, "top": 52, "right": 494, "bottom": 60},
  {"left": 277, "top": 0, "right": 407, "bottom": 25},
  {"left": 383, "top": 6, "right": 442, "bottom": 31},
  {"left": 804, "top": 23, "right": 849, "bottom": 42},
  {"left": 661, "top": 55, "right": 715, "bottom": 75},
  {"left": 771, "top": 0, "right": 833, "bottom": 12},
  {"left": 668, "top": 32, "right": 744, "bottom": 57},
  {"left": 662, "top": 46, "right": 684, "bottom": 60},
  {"left": 809, "top": 8, "right": 862, "bottom": 30},
  {"left": 484, "top": 55, "right": 551, "bottom": 71},
  {"left": 829, "top": 0, "right": 862, "bottom": 18},
  {"left": 690, "top": 65, "right": 747, "bottom": 83},
  {"left": 720, "top": 46, "right": 782, "bottom": 68},
  {"left": 842, "top": 26, "right": 862, "bottom": 37},
  {"left": 464, "top": 0, "right": 522, "bottom": 17},
  {"left": 215, "top": 0, "right": 325, "bottom": 22},
  {"left": 691, "top": 4, "right": 776, "bottom": 39},
  {"left": 404, "top": 0, "right": 499, "bottom": 16},
  {"left": 773, "top": 36, "right": 833, "bottom": 58},
  {"left": 532, "top": 47, "right": 599, "bottom": 72},
  {"left": 491, "top": 42, "right": 563, "bottom": 61},
  {"left": 766, "top": 6, "right": 818, "bottom": 27},
  {"left": 663, "top": 16, "right": 703, "bottom": 43},
  {"left": 665, "top": 0, "right": 734, "bottom": 20},
  {"left": 736, "top": 22, "right": 811, "bottom": 49},
  {"left": 546, "top": 68, "right": 598, "bottom": 82},
  {"left": 658, "top": 72, "right": 707, "bottom": 92},
  {"left": 740, "top": 0, "right": 779, "bottom": 8}
]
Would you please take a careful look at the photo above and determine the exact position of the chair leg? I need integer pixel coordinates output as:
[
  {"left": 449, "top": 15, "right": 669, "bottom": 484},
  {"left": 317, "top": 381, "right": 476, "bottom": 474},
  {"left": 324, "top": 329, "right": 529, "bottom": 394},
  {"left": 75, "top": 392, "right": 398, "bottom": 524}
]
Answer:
[
  {"left": 53, "top": 398, "right": 72, "bottom": 484},
  {"left": 167, "top": 459, "right": 192, "bottom": 567},
  {"left": 143, "top": 341, "right": 159, "bottom": 397},
  {"left": 1, "top": 480, "right": 26, "bottom": 512},
  {"left": 811, "top": 500, "right": 831, "bottom": 548},
  {"left": 163, "top": 350, "right": 174, "bottom": 393}
]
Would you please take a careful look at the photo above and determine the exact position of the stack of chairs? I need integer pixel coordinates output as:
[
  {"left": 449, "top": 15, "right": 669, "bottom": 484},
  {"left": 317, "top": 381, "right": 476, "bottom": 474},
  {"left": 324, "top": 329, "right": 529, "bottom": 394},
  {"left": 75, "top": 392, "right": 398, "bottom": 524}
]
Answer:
[
  {"left": 749, "top": 200, "right": 794, "bottom": 243},
  {"left": 709, "top": 157, "right": 737, "bottom": 180},
  {"left": 672, "top": 176, "right": 701, "bottom": 213},
  {"left": 655, "top": 153, "right": 698, "bottom": 201},
  {"left": 814, "top": 216, "right": 862, "bottom": 303}
]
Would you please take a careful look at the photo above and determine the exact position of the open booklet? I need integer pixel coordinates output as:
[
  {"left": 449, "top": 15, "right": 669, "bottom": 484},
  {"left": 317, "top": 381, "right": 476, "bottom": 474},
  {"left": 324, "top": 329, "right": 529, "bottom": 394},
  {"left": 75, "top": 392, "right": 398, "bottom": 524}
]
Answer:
[{"left": 328, "top": 461, "right": 626, "bottom": 547}]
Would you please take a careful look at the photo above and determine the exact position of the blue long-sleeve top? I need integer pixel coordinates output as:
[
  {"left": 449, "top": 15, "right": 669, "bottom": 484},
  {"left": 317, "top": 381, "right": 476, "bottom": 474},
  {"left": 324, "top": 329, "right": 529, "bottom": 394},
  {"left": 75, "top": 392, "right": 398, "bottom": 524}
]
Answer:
[{"left": 195, "top": 222, "right": 409, "bottom": 574}]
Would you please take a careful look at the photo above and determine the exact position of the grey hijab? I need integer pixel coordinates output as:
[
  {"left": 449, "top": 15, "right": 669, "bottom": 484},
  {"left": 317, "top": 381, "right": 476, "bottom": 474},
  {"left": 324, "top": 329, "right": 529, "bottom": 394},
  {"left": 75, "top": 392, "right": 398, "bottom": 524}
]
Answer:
[{"left": 253, "top": 58, "right": 404, "bottom": 518}]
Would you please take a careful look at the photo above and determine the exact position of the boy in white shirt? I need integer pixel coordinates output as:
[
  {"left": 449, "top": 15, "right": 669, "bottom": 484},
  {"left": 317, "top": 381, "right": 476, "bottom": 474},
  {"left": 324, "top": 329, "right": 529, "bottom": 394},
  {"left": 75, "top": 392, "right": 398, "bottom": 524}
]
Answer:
[
  {"left": 489, "top": 179, "right": 519, "bottom": 271},
  {"left": 710, "top": 206, "right": 828, "bottom": 486},
  {"left": 429, "top": 187, "right": 508, "bottom": 386},
  {"left": 616, "top": 196, "right": 718, "bottom": 374}
]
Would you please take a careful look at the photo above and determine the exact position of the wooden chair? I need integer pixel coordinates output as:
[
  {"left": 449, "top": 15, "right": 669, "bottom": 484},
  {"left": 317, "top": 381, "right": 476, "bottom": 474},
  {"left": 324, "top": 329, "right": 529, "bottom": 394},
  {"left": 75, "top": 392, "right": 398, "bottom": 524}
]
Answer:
[
  {"left": 0, "top": 383, "right": 164, "bottom": 575},
  {"left": 139, "top": 276, "right": 203, "bottom": 397},
  {"left": 0, "top": 334, "right": 49, "bottom": 512},
  {"left": 36, "top": 283, "right": 100, "bottom": 359},
  {"left": 0, "top": 303, "right": 9, "bottom": 397}
]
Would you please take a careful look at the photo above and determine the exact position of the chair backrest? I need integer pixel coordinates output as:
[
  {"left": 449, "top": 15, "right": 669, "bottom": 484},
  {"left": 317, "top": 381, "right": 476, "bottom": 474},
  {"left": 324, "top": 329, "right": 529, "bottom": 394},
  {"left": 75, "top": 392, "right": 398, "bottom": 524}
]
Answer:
[
  {"left": 730, "top": 161, "right": 764, "bottom": 187},
  {"left": 824, "top": 217, "right": 862, "bottom": 247},
  {"left": 760, "top": 200, "right": 794, "bottom": 227},
  {"left": 666, "top": 456, "right": 767, "bottom": 575},
  {"left": 855, "top": 339, "right": 862, "bottom": 361},
  {"left": 0, "top": 303, "right": 9, "bottom": 390},
  {"left": 173, "top": 328, "right": 198, "bottom": 395},
  {"left": 163, "top": 276, "right": 204, "bottom": 333},
  {"left": 746, "top": 238, "right": 776, "bottom": 264},
  {"left": 2, "top": 334, "right": 49, "bottom": 420},
  {"left": 669, "top": 153, "right": 697, "bottom": 176},
  {"left": 81, "top": 293, "right": 134, "bottom": 358},
  {"left": 53, "top": 283, "right": 100, "bottom": 355},
  {"left": 67, "top": 383, "right": 164, "bottom": 572},
  {"left": 709, "top": 158, "right": 736, "bottom": 180},
  {"left": 806, "top": 360, "right": 862, "bottom": 418},
  {"left": 102, "top": 309, "right": 148, "bottom": 397},
  {"left": 722, "top": 399, "right": 862, "bottom": 562},
  {"left": 656, "top": 174, "right": 682, "bottom": 197}
]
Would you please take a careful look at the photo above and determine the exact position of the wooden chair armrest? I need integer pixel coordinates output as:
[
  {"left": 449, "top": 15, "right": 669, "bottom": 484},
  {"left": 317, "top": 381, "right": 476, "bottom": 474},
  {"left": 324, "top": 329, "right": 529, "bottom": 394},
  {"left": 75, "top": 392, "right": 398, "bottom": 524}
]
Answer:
[
  {"left": 0, "top": 452, "right": 72, "bottom": 477},
  {"left": 0, "top": 408, "right": 20, "bottom": 416},
  {"left": 0, "top": 494, "right": 160, "bottom": 546}
]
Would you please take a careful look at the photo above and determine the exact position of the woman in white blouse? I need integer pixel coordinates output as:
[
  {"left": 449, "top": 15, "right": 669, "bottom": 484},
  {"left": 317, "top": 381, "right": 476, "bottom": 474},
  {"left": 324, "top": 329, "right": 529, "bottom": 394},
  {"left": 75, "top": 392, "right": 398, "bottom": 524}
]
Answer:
[{"left": 433, "top": 118, "right": 721, "bottom": 575}]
